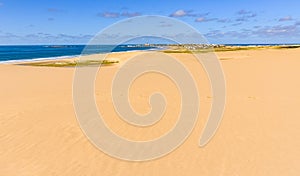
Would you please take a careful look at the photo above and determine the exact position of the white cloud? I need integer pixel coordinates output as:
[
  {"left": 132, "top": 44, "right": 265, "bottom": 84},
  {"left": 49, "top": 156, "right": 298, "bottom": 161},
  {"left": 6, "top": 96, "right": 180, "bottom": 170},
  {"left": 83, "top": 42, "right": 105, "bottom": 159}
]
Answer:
[
  {"left": 0, "top": 33, "right": 94, "bottom": 44},
  {"left": 169, "top": 10, "right": 207, "bottom": 17},
  {"left": 99, "top": 12, "right": 119, "bottom": 18},
  {"left": 237, "top": 10, "right": 252, "bottom": 15},
  {"left": 204, "top": 23, "right": 300, "bottom": 40},
  {"left": 170, "top": 10, "right": 187, "bottom": 17},
  {"left": 235, "top": 10, "right": 257, "bottom": 22},
  {"left": 98, "top": 11, "right": 141, "bottom": 18},
  {"left": 255, "top": 25, "right": 298, "bottom": 36},
  {"left": 195, "top": 17, "right": 205, "bottom": 22},
  {"left": 279, "top": 16, "right": 293, "bottom": 22},
  {"left": 195, "top": 17, "right": 216, "bottom": 23},
  {"left": 121, "top": 12, "right": 141, "bottom": 17}
]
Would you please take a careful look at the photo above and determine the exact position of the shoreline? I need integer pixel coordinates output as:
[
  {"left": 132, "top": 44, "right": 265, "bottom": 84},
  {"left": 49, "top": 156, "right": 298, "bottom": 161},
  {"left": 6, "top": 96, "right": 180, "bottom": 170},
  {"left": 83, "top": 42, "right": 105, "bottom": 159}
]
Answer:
[
  {"left": 1, "top": 44, "right": 300, "bottom": 65},
  {"left": 0, "top": 49, "right": 154, "bottom": 65},
  {"left": 0, "top": 55, "right": 80, "bottom": 64},
  {"left": 0, "top": 45, "right": 159, "bottom": 65}
]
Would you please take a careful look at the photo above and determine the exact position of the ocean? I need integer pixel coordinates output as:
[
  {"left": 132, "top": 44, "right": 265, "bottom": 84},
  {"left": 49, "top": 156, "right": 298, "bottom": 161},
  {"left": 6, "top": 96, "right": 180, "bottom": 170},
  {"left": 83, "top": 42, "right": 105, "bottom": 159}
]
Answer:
[{"left": 0, "top": 45, "right": 156, "bottom": 63}]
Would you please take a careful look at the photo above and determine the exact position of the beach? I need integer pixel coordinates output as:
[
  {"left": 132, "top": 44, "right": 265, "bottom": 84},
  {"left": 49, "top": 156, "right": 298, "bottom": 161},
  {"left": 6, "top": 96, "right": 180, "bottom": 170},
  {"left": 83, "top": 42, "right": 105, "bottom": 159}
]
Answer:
[{"left": 1, "top": 48, "right": 300, "bottom": 175}]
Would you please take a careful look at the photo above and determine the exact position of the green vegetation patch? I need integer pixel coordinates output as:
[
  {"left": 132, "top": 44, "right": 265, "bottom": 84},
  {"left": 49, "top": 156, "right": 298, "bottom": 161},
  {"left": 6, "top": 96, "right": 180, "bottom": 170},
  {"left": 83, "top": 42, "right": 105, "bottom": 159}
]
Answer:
[{"left": 20, "top": 59, "right": 119, "bottom": 67}]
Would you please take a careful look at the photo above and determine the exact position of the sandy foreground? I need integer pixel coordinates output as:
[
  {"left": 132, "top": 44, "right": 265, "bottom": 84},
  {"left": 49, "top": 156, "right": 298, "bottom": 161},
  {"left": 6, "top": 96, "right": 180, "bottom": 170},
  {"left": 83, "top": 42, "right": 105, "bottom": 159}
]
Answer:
[{"left": 1, "top": 49, "right": 300, "bottom": 175}]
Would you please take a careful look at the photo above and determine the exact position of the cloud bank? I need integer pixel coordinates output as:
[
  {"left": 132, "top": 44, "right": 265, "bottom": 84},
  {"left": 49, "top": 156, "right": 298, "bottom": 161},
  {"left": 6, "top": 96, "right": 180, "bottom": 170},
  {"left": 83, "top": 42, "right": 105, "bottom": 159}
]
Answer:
[{"left": 98, "top": 11, "right": 141, "bottom": 18}]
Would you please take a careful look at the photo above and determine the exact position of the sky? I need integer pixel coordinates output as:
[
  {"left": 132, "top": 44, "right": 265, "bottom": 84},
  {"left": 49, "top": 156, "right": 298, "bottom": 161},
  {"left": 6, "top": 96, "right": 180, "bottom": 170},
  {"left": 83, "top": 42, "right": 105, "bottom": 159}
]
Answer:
[{"left": 1, "top": 0, "right": 300, "bottom": 44}]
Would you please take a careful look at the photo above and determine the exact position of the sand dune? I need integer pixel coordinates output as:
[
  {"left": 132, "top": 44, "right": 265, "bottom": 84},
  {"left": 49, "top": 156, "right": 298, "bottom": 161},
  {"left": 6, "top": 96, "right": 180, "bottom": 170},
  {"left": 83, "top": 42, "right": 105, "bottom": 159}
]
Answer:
[{"left": 1, "top": 49, "right": 300, "bottom": 175}]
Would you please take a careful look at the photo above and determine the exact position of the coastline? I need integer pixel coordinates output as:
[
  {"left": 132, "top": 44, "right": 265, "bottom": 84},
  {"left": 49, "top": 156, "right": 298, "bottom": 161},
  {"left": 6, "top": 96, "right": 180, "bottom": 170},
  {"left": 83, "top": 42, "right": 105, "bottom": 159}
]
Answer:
[
  {"left": 0, "top": 45, "right": 157, "bottom": 64},
  {"left": 1, "top": 44, "right": 300, "bottom": 65},
  {"left": 0, "top": 55, "right": 80, "bottom": 64}
]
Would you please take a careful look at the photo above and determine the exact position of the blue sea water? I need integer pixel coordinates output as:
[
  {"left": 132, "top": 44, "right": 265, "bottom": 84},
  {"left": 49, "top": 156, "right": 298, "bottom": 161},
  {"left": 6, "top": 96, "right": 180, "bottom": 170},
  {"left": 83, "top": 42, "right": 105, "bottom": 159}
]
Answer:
[{"left": 0, "top": 45, "right": 156, "bottom": 63}]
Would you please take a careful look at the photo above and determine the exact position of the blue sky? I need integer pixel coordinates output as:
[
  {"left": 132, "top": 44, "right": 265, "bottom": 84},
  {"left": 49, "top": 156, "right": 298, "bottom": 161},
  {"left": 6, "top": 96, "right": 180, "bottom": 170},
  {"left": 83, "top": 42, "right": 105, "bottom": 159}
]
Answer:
[{"left": 1, "top": 0, "right": 300, "bottom": 44}]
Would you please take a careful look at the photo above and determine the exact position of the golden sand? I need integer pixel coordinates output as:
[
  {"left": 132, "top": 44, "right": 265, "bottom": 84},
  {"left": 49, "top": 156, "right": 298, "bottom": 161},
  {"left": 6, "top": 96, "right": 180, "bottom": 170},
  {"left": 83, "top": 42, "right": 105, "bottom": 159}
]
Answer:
[{"left": 1, "top": 49, "right": 300, "bottom": 175}]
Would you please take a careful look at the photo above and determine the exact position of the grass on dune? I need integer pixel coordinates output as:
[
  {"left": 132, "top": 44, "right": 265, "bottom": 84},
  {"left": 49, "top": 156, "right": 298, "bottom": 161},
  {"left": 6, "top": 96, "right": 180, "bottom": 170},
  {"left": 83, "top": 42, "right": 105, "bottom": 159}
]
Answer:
[
  {"left": 20, "top": 59, "right": 119, "bottom": 67},
  {"left": 161, "top": 47, "right": 258, "bottom": 53},
  {"left": 161, "top": 45, "right": 300, "bottom": 53},
  {"left": 270, "top": 45, "right": 300, "bottom": 49}
]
